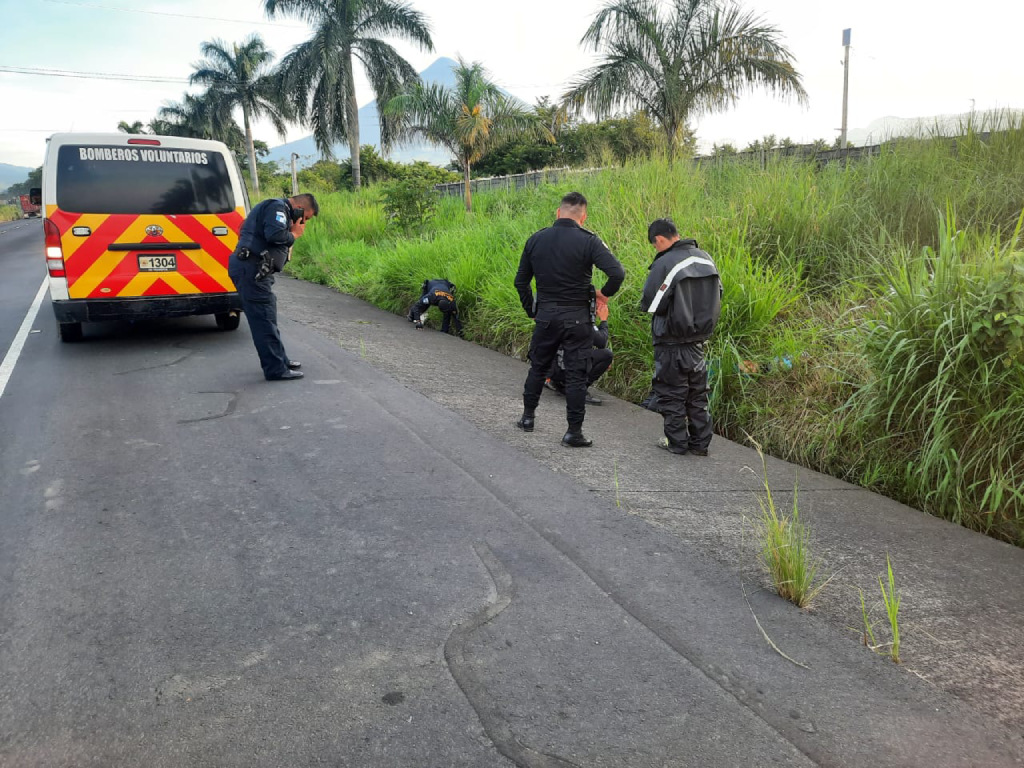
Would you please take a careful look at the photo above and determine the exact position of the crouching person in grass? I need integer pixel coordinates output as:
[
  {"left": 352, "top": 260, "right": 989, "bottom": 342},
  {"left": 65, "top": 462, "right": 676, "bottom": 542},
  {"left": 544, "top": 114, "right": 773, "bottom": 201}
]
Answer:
[{"left": 640, "top": 218, "right": 722, "bottom": 456}]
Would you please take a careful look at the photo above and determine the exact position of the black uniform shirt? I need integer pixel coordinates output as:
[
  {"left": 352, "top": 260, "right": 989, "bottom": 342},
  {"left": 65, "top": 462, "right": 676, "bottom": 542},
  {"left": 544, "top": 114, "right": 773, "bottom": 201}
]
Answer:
[
  {"left": 237, "top": 198, "right": 296, "bottom": 255},
  {"left": 514, "top": 219, "right": 625, "bottom": 316}
]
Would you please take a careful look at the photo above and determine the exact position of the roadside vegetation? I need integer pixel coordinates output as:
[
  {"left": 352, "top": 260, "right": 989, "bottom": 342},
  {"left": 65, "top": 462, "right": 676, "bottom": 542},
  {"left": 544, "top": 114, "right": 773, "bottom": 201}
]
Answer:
[
  {"left": 0, "top": 204, "right": 20, "bottom": 222},
  {"left": 288, "top": 114, "right": 1024, "bottom": 547}
]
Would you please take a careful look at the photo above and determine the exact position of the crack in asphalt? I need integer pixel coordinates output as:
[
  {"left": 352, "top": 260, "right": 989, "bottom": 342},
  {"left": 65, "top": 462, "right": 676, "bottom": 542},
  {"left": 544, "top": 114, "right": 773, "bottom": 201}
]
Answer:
[
  {"left": 115, "top": 342, "right": 196, "bottom": 375},
  {"left": 177, "top": 391, "right": 239, "bottom": 424},
  {"left": 443, "top": 543, "right": 582, "bottom": 768}
]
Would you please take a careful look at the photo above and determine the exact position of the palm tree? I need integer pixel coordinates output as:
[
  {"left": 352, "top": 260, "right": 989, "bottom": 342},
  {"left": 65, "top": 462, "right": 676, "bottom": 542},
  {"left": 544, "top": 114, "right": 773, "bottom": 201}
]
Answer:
[
  {"left": 117, "top": 120, "right": 146, "bottom": 134},
  {"left": 264, "top": 0, "right": 434, "bottom": 190},
  {"left": 157, "top": 91, "right": 244, "bottom": 147},
  {"left": 384, "top": 59, "right": 553, "bottom": 211},
  {"left": 189, "top": 34, "right": 290, "bottom": 197},
  {"left": 563, "top": 0, "right": 807, "bottom": 165}
]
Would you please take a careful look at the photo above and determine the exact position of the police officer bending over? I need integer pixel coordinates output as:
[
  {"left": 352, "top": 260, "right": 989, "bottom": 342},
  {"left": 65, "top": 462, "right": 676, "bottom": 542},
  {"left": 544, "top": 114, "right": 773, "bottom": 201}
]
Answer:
[
  {"left": 408, "top": 278, "right": 463, "bottom": 337},
  {"left": 228, "top": 193, "right": 318, "bottom": 381},
  {"left": 514, "top": 191, "right": 625, "bottom": 447}
]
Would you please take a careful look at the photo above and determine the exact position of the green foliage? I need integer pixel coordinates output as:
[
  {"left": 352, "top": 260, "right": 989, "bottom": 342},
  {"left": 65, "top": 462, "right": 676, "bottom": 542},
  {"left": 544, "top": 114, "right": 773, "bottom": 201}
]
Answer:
[
  {"left": 849, "top": 210, "right": 1024, "bottom": 542},
  {"left": 472, "top": 111, "right": 687, "bottom": 176},
  {"left": 0, "top": 204, "right": 20, "bottom": 222},
  {"left": 292, "top": 160, "right": 342, "bottom": 195},
  {"left": 860, "top": 555, "right": 903, "bottom": 663},
  {"left": 339, "top": 146, "right": 459, "bottom": 190},
  {"left": 748, "top": 437, "right": 827, "bottom": 608},
  {"left": 381, "top": 177, "right": 438, "bottom": 231},
  {"left": 880, "top": 556, "right": 902, "bottom": 663}
]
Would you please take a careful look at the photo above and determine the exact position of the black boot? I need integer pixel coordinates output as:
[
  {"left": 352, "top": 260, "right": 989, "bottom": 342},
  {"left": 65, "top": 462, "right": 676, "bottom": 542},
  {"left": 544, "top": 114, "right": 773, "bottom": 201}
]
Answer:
[
  {"left": 561, "top": 429, "right": 593, "bottom": 448},
  {"left": 515, "top": 410, "right": 535, "bottom": 432}
]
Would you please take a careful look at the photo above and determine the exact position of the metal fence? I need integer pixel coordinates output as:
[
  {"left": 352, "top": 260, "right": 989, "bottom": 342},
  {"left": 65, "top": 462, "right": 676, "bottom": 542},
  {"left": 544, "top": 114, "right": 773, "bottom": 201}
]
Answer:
[
  {"left": 694, "top": 142, "right": 883, "bottom": 168},
  {"left": 433, "top": 167, "right": 601, "bottom": 198},
  {"left": 694, "top": 131, "right": 994, "bottom": 169},
  {"left": 433, "top": 131, "right": 996, "bottom": 195}
]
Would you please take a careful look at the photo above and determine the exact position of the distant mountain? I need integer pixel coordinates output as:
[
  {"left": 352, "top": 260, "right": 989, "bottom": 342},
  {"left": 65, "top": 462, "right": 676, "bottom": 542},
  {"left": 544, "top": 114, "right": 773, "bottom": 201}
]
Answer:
[
  {"left": 0, "top": 162, "right": 34, "bottom": 191},
  {"left": 266, "top": 57, "right": 520, "bottom": 170},
  {"left": 846, "top": 109, "right": 1023, "bottom": 146}
]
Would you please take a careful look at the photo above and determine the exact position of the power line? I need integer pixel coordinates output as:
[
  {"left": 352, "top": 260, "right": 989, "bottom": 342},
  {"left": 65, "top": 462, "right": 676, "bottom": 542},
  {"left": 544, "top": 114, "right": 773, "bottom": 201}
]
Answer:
[
  {"left": 0, "top": 65, "right": 189, "bottom": 84},
  {"left": 39, "top": 0, "right": 306, "bottom": 29}
]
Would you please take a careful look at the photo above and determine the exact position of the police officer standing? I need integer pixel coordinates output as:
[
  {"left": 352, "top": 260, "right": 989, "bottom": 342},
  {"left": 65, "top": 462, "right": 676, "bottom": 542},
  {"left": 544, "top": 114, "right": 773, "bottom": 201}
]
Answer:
[
  {"left": 514, "top": 191, "right": 625, "bottom": 447},
  {"left": 228, "top": 193, "right": 318, "bottom": 381},
  {"left": 640, "top": 218, "right": 722, "bottom": 455}
]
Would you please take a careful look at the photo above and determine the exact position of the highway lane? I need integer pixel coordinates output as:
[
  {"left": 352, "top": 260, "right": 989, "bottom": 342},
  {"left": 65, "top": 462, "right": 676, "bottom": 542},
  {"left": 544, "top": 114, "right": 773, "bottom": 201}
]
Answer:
[{"left": 0, "top": 219, "right": 44, "bottom": 354}]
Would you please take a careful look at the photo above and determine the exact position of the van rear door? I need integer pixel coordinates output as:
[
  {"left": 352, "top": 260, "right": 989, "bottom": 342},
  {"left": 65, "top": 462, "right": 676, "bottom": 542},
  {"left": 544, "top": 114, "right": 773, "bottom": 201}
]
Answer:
[{"left": 49, "top": 143, "right": 242, "bottom": 301}]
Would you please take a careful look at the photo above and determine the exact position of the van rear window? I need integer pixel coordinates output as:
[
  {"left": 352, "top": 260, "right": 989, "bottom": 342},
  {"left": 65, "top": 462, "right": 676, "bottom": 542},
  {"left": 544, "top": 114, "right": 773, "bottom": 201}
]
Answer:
[{"left": 56, "top": 145, "right": 236, "bottom": 215}]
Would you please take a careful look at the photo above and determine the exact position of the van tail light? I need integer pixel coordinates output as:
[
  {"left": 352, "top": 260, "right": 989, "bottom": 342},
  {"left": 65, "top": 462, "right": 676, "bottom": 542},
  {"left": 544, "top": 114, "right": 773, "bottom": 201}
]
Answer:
[{"left": 43, "top": 219, "right": 66, "bottom": 278}]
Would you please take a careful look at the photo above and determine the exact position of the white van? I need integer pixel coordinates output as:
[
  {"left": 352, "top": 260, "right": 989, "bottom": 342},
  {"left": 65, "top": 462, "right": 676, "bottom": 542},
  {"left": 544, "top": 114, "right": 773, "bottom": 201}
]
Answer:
[{"left": 41, "top": 133, "right": 249, "bottom": 341}]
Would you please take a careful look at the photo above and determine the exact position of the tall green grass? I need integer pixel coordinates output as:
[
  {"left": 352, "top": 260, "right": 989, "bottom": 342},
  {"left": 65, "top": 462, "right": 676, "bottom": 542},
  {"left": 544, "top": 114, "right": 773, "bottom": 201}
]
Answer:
[
  {"left": 290, "top": 118, "right": 1024, "bottom": 545},
  {"left": 0, "top": 205, "right": 21, "bottom": 222}
]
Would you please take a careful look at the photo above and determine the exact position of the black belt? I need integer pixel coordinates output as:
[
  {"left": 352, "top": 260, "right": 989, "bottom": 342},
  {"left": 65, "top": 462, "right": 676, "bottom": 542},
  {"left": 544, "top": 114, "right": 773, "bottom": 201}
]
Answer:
[{"left": 538, "top": 300, "right": 589, "bottom": 308}]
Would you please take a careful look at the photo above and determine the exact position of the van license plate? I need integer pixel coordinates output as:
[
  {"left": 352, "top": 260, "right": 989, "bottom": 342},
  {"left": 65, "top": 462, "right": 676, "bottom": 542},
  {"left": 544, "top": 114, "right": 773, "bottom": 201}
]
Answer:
[{"left": 138, "top": 254, "right": 177, "bottom": 272}]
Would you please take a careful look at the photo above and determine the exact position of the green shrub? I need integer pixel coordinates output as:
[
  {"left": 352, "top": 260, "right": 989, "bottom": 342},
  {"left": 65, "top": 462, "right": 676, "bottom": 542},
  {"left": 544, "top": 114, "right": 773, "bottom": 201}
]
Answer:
[
  {"left": 380, "top": 178, "right": 438, "bottom": 231},
  {"left": 850, "top": 211, "right": 1024, "bottom": 542}
]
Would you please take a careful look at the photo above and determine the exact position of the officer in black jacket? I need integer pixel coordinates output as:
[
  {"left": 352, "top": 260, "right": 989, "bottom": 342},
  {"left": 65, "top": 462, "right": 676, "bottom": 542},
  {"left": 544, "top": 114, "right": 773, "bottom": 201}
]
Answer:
[
  {"left": 514, "top": 191, "right": 625, "bottom": 447},
  {"left": 640, "top": 218, "right": 722, "bottom": 455},
  {"left": 228, "top": 193, "right": 318, "bottom": 381}
]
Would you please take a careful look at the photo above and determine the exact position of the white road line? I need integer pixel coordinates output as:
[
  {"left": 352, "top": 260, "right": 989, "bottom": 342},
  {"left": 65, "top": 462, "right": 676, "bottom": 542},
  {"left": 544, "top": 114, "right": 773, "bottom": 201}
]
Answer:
[{"left": 0, "top": 276, "right": 49, "bottom": 400}]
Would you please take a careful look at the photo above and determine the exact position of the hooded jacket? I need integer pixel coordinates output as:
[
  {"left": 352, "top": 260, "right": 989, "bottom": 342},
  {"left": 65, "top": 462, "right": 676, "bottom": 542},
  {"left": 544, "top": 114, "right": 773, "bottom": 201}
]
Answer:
[{"left": 640, "top": 238, "right": 722, "bottom": 345}]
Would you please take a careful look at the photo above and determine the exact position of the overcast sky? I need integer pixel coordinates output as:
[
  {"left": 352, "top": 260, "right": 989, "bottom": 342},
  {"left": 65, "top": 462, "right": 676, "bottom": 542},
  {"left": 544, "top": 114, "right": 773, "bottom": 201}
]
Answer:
[{"left": 1, "top": 0, "right": 1020, "bottom": 168}]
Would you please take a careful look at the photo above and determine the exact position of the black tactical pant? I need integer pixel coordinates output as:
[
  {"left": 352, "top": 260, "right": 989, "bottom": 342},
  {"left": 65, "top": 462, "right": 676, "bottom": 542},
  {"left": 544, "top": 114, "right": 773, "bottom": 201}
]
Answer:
[
  {"left": 523, "top": 306, "right": 592, "bottom": 429},
  {"left": 409, "top": 298, "right": 463, "bottom": 336},
  {"left": 228, "top": 254, "right": 290, "bottom": 380},
  {"left": 550, "top": 347, "right": 613, "bottom": 388},
  {"left": 653, "top": 342, "right": 712, "bottom": 451}
]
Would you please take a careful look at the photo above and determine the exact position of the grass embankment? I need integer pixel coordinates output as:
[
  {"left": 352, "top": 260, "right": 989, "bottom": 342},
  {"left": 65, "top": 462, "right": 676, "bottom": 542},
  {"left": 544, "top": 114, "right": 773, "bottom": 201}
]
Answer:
[
  {"left": 290, "top": 119, "right": 1024, "bottom": 545},
  {"left": 0, "top": 205, "right": 21, "bottom": 222}
]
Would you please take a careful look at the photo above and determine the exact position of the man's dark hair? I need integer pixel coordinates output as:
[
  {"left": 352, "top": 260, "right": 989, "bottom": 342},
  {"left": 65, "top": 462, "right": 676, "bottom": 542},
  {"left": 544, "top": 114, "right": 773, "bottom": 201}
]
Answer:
[
  {"left": 647, "top": 218, "right": 679, "bottom": 244},
  {"left": 292, "top": 193, "right": 320, "bottom": 217},
  {"left": 560, "top": 191, "right": 587, "bottom": 210}
]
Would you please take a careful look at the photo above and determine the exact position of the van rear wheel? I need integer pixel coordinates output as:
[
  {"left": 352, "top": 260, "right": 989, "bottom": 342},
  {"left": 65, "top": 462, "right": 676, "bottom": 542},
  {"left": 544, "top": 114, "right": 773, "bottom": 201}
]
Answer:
[
  {"left": 58, "top": 322, "right": 83, "bottom": 342},
  {"left": 215, "top": 311, "right": 241, "bottom": 331}
]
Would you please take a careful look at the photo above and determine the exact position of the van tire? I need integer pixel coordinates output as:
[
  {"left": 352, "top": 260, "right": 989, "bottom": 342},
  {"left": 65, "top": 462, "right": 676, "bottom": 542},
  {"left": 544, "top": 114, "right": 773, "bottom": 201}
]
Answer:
[
  {"left": 215, "top": 311, "right": 241, "bottom": 331},
  {"left": 58, "top": 322, "right": 83, "bottom": 342}
]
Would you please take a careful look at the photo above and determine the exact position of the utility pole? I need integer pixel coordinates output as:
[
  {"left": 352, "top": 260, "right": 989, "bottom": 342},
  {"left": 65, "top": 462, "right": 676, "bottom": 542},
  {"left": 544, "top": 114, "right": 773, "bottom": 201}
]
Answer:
[
  {"left": 840, "top": 28, "right": 851, "bottom": 149},
  {"left": 290, "top": 153, "right": 300, "bottom": 195}
]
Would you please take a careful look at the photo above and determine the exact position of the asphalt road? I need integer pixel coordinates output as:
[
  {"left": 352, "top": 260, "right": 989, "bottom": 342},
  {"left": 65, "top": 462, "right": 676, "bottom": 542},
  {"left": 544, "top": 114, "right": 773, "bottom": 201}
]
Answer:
[{"left": 1, "top": 222, "right": 1021, "bottom": 767}]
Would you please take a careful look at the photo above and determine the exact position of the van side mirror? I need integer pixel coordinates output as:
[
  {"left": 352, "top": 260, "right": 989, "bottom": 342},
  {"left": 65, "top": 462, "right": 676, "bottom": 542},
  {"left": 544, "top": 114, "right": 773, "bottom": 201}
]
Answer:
[{"left": 29, "top": 187, "right": 41, "bottom": 205}]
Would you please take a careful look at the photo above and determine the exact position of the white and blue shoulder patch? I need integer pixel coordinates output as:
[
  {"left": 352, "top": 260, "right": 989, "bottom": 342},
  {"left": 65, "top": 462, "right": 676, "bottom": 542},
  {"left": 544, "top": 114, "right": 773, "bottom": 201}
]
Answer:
[{"left": 275, "top": 210, "right": 288, "bottom": 225}]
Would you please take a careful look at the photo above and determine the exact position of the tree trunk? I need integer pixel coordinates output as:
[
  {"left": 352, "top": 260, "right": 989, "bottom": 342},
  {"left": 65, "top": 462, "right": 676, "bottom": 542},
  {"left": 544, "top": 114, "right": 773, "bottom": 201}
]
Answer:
[
  {"left": 345, "top": 62, "right": 361, "bottom": 190},
  {"left": 665, "top": 124, "right": 676, "bottom": 168},
  {"left": 244, "top": 106, "right": 260, "bottom": 198},
  {"left": 463, "top": 160, "right": 472, "bottom": 212}
]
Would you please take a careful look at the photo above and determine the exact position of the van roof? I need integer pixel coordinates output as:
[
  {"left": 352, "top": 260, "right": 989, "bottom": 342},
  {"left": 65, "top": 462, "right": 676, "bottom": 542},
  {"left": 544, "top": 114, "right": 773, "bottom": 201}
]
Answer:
[{"left": 47, "top": 132, "right": 232, "bottom": 153}]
